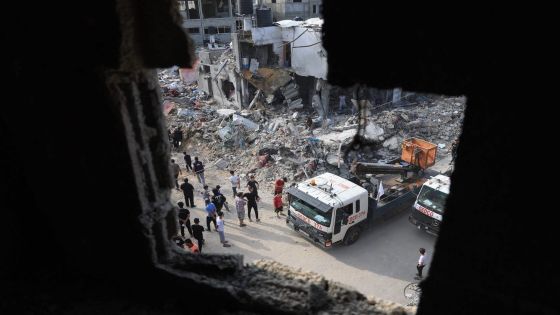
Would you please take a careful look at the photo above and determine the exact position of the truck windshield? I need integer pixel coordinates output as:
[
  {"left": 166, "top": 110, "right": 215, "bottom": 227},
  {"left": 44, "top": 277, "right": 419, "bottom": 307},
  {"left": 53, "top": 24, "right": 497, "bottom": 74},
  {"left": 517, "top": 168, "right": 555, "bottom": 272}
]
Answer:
[
  {"left": 290, "top": 196, "right": 332, "bottom": 227},
  {"left": 417, "top": 186, "right": 448, "bottom": 214}
]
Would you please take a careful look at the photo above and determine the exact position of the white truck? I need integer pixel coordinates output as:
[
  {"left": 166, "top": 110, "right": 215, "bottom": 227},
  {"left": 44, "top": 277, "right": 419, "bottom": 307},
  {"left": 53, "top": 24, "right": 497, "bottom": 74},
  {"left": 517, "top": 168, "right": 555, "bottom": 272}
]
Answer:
[
  {"left": 286, "top": 172, "right": 418, "bottom": 248},
  {"left": 408, "top": 174, "right": 450, "bottom": 236}
]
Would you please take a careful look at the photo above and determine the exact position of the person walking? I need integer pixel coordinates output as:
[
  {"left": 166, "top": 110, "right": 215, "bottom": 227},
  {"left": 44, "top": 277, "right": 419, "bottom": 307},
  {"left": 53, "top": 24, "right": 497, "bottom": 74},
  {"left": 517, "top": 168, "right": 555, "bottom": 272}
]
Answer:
[
  {"left": 184, "top": 238, "right": 200, "bottom": 253},
  {"left": 205, "top": 201, "right": 218, "bottom": 232},
  {"left": 170, "top": 159, "right": 182, "bottom": 190},
  {"left": 191, "top": 218, "right": 205, "bottom": 253},
  {"left": 180, "top": 178, "right": 195, "bottom": 207},
  {"left": 216, "top": 211, "right": 231, "bottom": 247},
  {"left": 183, "top": 151, "right": 193, "bottom": 172},
  {"left": 243, "top": 186, "right": 260, "bottom": 222},
  {"left": 273, "top": 192, "right": 284, "bottom": 218},
  {"left": 235, "top": 192, "right": 247, "bottom": 227},
  {"left": 229, "top": 170, "right": 240, "bottom": 198},
  {"left": 177, "top": 201, "right": 193, "bottom": 238},
  {"left": 415, "top": 248, "right": 427, "bottom": 280},
  {"left": 193, "top": 157, "right": 205, "bottom": 186}
]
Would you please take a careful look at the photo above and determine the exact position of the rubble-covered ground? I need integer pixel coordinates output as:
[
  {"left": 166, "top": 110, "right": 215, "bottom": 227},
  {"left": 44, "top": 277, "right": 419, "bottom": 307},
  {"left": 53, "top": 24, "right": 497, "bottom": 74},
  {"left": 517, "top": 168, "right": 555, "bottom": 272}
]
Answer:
[{"left": 159, "top": 68, "right": 465, "bottom": 184}]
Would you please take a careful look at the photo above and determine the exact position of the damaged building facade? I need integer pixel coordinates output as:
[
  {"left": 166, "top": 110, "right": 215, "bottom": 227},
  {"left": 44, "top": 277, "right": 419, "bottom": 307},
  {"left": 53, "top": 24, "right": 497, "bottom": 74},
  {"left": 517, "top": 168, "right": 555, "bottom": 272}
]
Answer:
[
  {"left": 197, "top": 17, "right": 329, "bottom": 113},
  {"left": 178, "top": 0, "right": 237, "bottom": 45}
]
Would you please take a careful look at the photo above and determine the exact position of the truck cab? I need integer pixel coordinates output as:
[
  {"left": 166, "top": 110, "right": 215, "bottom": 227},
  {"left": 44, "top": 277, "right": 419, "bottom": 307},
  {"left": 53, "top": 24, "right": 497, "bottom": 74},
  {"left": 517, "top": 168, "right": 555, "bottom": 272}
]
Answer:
[
  {"left": 409, "top": 174, "right": 450, "bottom": 235},
  {"left": 286, "top": 173, "right": 369, "bottom": 248}
]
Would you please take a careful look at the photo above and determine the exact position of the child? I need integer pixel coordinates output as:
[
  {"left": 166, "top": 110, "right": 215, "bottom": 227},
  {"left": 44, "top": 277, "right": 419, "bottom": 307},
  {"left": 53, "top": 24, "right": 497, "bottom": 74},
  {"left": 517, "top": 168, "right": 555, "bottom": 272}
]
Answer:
[
  {"left": 216, "top": 211, "right": 231, "bottom": 247},
  {"left": 274, "top": 192, "right": 284, "bottom": 218},
  {"left": 184, "top": 238, "right": 200, "bottom": 253}
]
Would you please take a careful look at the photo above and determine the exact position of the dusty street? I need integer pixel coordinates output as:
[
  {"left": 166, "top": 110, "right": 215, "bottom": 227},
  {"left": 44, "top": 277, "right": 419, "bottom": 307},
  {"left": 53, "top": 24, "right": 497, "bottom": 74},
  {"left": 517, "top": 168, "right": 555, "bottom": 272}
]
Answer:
[{"left": 171, "top": 148, "right": 437, "bottom": 305}]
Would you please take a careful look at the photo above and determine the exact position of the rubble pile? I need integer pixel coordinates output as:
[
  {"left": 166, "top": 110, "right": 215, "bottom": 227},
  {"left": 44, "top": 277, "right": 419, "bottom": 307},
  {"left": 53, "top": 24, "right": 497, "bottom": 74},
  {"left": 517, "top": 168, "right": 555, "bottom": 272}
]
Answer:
[{"left": 159, "top": 68, "right": 465, "bottom": 184}]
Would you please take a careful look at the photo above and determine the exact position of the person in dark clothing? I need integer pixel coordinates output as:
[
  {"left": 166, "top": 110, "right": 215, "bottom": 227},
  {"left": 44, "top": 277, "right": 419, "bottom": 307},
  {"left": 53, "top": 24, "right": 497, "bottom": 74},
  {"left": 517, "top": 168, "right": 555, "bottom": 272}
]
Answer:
[
  {"left": 193, "top": 157, "right": 205, "bottom": 186},
  {"left": 172, "top": 127, "right": 183, "bottom": 150},
  {"left": 211, "top": 185, "right": 230, "bottom": 212},
  {"left": 180, "top": 178, "right": 195, "bottom": 207},
  {"left": 183, "top": 151, "right": 192, "bottom": 172},
  {"left": 450, "top": 139, "right": 459, "bottom": 164},
  {"left": 243, "top": 186, "right": 260, "bottom": 222},
  {"left": 247, "top": 175, "right": 259, "bottom": 195},
  {"left": 191, "top": 218, "right": 205, "bottom": 253},
  {"left": 177, "top": 201, "right": 193, "bottom": 238}
]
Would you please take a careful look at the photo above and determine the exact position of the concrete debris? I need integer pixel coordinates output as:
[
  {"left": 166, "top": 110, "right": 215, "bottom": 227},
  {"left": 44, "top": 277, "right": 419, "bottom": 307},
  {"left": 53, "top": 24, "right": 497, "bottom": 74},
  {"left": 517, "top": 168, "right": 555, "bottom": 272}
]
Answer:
[
  {"left": 159, "top": 67, "right": 465, "bottom": 185},
  {"left": 233, "top": 114, "right": 259, "bottom": 131}
]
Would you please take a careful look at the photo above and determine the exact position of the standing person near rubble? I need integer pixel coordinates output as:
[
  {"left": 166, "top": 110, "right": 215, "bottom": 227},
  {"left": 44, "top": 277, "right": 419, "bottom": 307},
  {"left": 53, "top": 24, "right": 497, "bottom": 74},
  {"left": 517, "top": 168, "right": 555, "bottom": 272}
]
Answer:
[
  {"left": 205, "top": 201, "right": 218, "bottom": 232},
  {"left": 273, "top": 192, "right": 284, "bottom": 218},
  {"left": 216, "top": 211, "right": 231, "bottom": 247},
  {"left": 243, "top": 186, "right": 260, "bottom": 222},
  {"left": 211, "top": 185, "right": 230, "bottom": 212},
  {"left": 172, "top": 126, "right": 183, "bottom": 150},
  {"left": 183, "top": 151, "right": 192, "bottom": 172},
  {"left": 247, "top": 175, "right": 259, "bottom": 195},
  {"left": 229, "top": 170, "right": 240, "bottom": 198},
  {"left": 177, "top": 201, "right": 193, "bottom": 238},
  {"left": 273, "top": 177, "right": 288, "bottom": 195},
  {"left": 180, "top": 178, "right": 195, "bottom": 207},
  {"left": 191, "top": 218, "right": 205, "bottom": 252},
  {"left": 235, "top": 192, "right": 247, "bottom": 227},
  {"left": 170, "top": 159, "right": 182, "bottom": 190},
  {"left": 450, "top": 139, "right": 459, "bottom": 164},
  {"left": 193, "top": 157, "right": 206, "bottom": 186}
]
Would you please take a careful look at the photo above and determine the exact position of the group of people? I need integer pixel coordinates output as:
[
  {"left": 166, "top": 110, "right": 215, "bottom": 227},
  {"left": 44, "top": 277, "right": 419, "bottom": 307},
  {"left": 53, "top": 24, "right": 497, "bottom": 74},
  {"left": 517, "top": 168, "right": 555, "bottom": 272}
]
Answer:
[{"left": 172, "top": 153, "right": 290, "bottom": 253}]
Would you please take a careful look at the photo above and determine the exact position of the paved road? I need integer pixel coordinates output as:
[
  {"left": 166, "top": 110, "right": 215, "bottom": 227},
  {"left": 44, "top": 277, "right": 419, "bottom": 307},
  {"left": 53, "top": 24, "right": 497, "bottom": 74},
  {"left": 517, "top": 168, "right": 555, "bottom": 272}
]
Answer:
[{"left": 171, "top": 153, "right": 438, "bottom": 305}]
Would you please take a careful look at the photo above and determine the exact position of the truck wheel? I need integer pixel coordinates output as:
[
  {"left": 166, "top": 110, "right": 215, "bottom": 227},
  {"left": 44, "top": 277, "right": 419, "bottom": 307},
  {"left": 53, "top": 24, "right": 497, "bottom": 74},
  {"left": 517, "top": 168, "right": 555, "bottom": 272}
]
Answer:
[{"left": 343, "top": 227, "right": 361, "bottom": 246}]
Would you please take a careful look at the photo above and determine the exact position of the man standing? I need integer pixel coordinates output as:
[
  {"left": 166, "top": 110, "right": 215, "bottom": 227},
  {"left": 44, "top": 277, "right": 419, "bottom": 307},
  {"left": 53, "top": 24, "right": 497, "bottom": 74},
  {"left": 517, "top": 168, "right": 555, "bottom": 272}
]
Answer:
[
  {"left": 243, "top": 186, "right": 260, "bottom": 222},
  {"left": 205, "top": 201, "right": 218, "bottom": 232},
  {"left": 229, "top": 170, "right": 240, "bottom": 198},
  {"left": 193, "top": 157, "right": 205, "bottom": 186},
  {"left": 201, "top": 185, "right": 211, "bottom": 206},
  {"left": 191, "top": 218, "right": 205, "bottom": 253},
  {"left": 183, "top": 151, "right": 193, "bottom": 172},
  {"left": 247, "top": 175, "right": 259, "bottom": 195},
  {"left": 415, "top": 248, "right": 427, "bottom": 280},
  {"left": 180, "top": 178, "right": 195, "bottom": 207},
  {"left": 172, "top": 126, "right": 183, "bottom": 150},
  {"left": 170, "top": 159, "right": 182, "bottom": 190},
  {"left": 216, "top": 211, "right": 231, "bottom": 247},
  {"left": 177, "top": 201, "right": 193, "bottom": 238}
]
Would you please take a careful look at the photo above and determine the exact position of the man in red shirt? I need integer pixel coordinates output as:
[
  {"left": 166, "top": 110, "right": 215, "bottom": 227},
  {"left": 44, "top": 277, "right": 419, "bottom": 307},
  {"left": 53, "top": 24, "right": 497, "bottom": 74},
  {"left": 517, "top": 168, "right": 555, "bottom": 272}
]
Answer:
[
  {"left": 274, "top": 177, "right": 288, "bottom": 195},
  {"left": 273, "top": 192, "right": 284, "bottom": 218}
]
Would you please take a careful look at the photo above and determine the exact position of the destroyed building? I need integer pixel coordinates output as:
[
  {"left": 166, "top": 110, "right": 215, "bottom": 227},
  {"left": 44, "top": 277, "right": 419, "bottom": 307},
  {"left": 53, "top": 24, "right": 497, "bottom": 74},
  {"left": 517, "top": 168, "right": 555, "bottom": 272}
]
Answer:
[
  {"left": 178, "top": 0, "right": 237, "bottom": 45},
  {"left": 262, "top": 0, "right": 322, "bottom": 21}
]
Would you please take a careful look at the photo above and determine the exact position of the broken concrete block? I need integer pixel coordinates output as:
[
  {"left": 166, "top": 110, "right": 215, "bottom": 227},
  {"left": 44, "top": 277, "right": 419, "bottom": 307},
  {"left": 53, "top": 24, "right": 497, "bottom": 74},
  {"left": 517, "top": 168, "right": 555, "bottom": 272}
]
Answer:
[
  {"left": 214, "top": 158, "right": 229, "bottom": 170},
  {"left": 217, "top": 108, "right": 236, "bottom": 116},
  {"left": 217, "top": 127, "right": 233, "bottom": 141},
  {"left": 382, "top": 136, "right": 401, "bottom": 151},
  {"left": 233, "top": 114, "right": 259, "bottom": 131},
  {"left": 292, "top": 112, "right": 299, "bottom": 119}
]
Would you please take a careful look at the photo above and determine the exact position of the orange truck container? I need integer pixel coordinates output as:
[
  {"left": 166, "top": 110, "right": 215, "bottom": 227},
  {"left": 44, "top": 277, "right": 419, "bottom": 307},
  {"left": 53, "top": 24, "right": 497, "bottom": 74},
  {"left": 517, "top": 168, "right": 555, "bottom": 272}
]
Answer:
[{"left": 401, "top": 138, "right": 437, "bottom": 170}]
